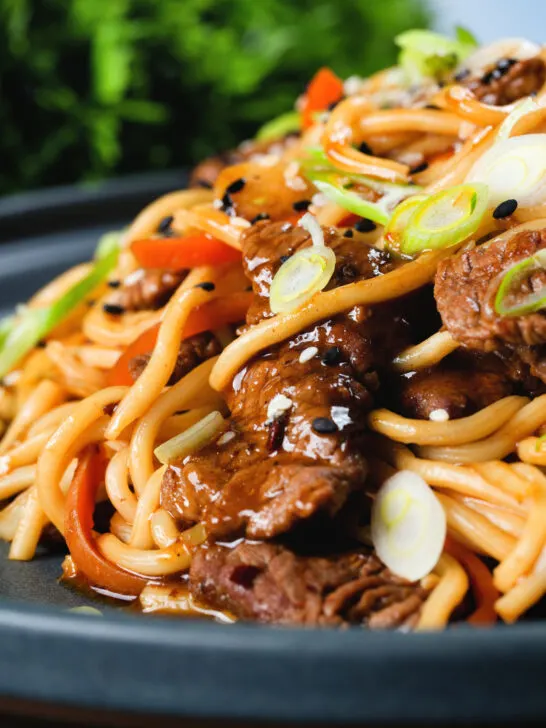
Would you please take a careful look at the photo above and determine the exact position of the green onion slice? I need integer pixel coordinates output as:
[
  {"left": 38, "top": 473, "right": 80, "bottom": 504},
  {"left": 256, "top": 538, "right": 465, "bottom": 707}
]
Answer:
[
  {"left": 303, "top": 155, "right": 420, "bottom": 227},
  {"left": 270, "top": 214, "right": 336, "bottom": 314},
  {"left": 255, "top": 111, "right": 300, "bottom": 142},
  {"left": 467, "top": 134, "right": 546, "bottom": 208},
  {"left": 0, "top": 231, "right": 121, "bottom": 379},
  {"left": 494, "top": 249, "right": 546, "bottom": 317},
  {"left": 154, "top": 410, "right": 226, "bottom": 465},
  {"left": 395, "top": 28, "right": 477, "bottom": 83},
  {"left": 371, "top": 470, "right": 446, "bottom": 581},
  {"left": 383, "top": 194, "right": 428, "bottom": 255},
  {"left": 401, "top": 183, "right": 488, "bottom": 256}
]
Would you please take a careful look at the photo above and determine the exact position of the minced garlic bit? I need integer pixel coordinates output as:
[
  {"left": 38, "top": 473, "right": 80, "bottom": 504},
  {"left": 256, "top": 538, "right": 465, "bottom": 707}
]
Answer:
[
  {"left": 266, "top": 394, "right": 293, "bottom": 423},
  {"left": 311, "top": 192, "right": 329, "bottom": 208},
  {"left": 429, "top": 408, "right": 450, "bottom": 422},
  {"left": 212, "top": 198, "right": 223, "bottom": 209},
  {"left": 299, "top": 346, "right": 318, "bottom": 364},
  {"left": 217, "top": 431, "right": 236, "bottom": 446}
]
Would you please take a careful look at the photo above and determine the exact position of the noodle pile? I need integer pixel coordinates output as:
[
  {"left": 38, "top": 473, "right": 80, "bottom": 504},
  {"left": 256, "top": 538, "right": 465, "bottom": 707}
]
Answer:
[{"left": 2, "top": 32, "right": 546, "bottom": 629}]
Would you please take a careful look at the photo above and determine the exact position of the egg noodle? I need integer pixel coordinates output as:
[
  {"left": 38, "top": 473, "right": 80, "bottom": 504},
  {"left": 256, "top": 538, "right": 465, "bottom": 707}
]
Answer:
[{"left": 2, "top": 31, "right": 546, "bottom": 628}]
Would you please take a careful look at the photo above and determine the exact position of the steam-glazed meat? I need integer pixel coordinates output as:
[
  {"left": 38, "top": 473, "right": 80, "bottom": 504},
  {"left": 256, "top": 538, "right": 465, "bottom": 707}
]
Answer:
[
  {"left": 435, "top": 228, "right": 546, "bottom": 352},
  {"left": 118, "top": 269, "right": 186, "bottom": 312},
  {"left": 190, "top": 134, "right": 299, "bottom": 189},
  {"left": 464, "top": 56, "right": 546, "bottom": 106},
  {"left": 161, "top": 221, "right": 411, "bottom": 539},
  {"left": 129, "top": 332, "right": 221, "bottom": 385},
  {"left": 190, "top": 542, "right": 429, "bottom": 628},
  {"left": 395, "top": 363, "right": 513, "bottom": 420}
]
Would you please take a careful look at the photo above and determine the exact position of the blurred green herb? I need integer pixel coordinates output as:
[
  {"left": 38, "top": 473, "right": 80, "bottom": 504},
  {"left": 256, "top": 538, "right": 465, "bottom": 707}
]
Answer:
[{"left": 0, "top": 0, "right": 429, "bottom": 194}]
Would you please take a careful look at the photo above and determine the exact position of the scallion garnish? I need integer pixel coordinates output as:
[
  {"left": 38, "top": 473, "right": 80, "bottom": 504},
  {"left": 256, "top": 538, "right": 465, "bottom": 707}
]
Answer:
[
  {"left": 494, "top": 249, "right": 546, "bottom": 318},
  {"left": 400, "top": 182, "right": 488, "bottom": 256},
  {"left": 0, "top": 232, "right": 121, "bottom": 378}
]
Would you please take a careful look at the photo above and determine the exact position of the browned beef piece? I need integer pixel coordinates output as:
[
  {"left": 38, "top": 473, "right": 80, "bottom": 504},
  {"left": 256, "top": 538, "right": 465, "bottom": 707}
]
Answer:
[
  {"left": 435, "top": 228, "right": 546, "bottom": 352},
  {"left": 189, "top": 135, "right": 299, "bottom": 189},
  {"left": 396, "top": 364, "right": 513, "bottom": 420},
  {"left": 243, "top": 220, "right": 395, "bottom": 324},
  {"left": 190, "top": 542, "right": 429, "bottom": 628},
  {"left": 129, "top": 332, "right": 222, "bottom": 385},
  {"left": 118, "top": 269, "right": 186, "bottom": 312},
  {"left": 464, "top": 57, "right": 546, "bottom": 106},
  {"left": 161, "top": 222, "right": 412, "bottom": 539}
]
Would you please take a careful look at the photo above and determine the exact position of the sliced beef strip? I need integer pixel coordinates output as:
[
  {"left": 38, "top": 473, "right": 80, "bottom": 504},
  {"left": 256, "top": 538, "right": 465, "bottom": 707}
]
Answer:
[
  {"left": 129, "top": 332, "right": 222, "bottom": 385},
  {"left": 435, "top": 228, "right": 546, "bottom": 352},
  {"left": 394, "top": 362, "right": 514, "bottom": 420},
  {"left": 118, "top": 269, "right": 186, "bottom": 312},
  {"left": 464, "top": 56, "right": 546, "bottom": 106},
  {"left": 161, "top": 222, "right": 411, "bottom": 539},
  {"left": 189, "top": 134, "right": 299, "bottom": 189},
  {"left": 243, "top": 220, "right": 395, "bottom": 324},
  {"left": 190, "top": 542, "right": 429, "bottom": 628}
]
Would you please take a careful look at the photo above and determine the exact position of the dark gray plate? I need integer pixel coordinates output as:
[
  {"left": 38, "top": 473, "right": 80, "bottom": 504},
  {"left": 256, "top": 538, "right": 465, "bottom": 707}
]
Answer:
[{"left": 0, "top": 177, "right": 545, "bottom": 725}]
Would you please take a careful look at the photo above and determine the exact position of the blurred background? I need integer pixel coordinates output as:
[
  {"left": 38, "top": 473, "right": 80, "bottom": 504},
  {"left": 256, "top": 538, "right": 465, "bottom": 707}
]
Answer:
[{"left": 0, "top": 0, "right": 543, "bottom": 196}]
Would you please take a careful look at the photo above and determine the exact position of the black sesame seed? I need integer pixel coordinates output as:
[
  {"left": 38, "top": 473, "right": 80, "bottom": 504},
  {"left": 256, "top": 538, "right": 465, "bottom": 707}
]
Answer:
[
  {"left": 358, "top": 141, "right": 373, "bottom": 155},
  {"left": 322, "top": 346, "right": 342, "bottom": 366},
  {"left": 355, "top": 218, "right": 376, "bottom": 233},
  {"left": 226, "top": 178, "right": 246, "bottom": 195},
  {"left": 293, "top": 199, "right": 311, "bottom": 212},
  {"left": 251, "top": 212, "right": 270, "bottom": 224},
  {"left": 222, "top": 192, "right": 233, "bottom": 209},
  {"left": 497, "top": 57, "right": 517, "bottom": 72},
  {"left": 158, "top": 215, "right": 174, "bottom": 235},
  {"left": 454, "top": 68, "right": 470, "bottom": 82},
  {"left": 36, "top": 340, "right": 47, "bottom": 349},
  {"left": 410, "top": 161, "right": 429, "bottom": 175},
  {"left": 279, "top": 255, "right": 290, "bottom": 264},
  {"left": 493, "top": 199, "right": 518, "bottom": 219},
  {"left": 195, "top": 282, "right": 215, "bottom": 292},
  {"left": 312, "top": 417, "right": 338, "bottom": 434},
  {"left": 343, "top": 229, "right": 354, "bottom": 238},
  {"left": 424, "top": 103, "right": 441, "bottom": 110},
  {"left": 107, "top": 279, "right": 121, "bottom": 289},
  {"left": 196, "top": 179, "right": 213, "bottom": 189},
  {"left": 103, "top": 303, "right": 125, "bottom": 316}
]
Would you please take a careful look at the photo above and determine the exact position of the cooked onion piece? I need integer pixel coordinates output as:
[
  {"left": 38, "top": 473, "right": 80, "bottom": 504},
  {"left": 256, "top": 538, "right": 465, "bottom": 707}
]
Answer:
[
  {"left": 371, "top": 470, "right": 446, "bottom": 581},
  {"left": 462, "top": 38, "right": 540, "bottom": 76}
]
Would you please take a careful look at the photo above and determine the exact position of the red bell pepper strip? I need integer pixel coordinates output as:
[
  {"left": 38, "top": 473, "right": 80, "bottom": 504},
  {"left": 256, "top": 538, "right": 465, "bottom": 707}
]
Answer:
[
  {"left": 301, "top": 67, "right": 344, "bottom": 129},
  {"left": 106, "top": 290, "right": 253, "bottom": 387},
  {"left": 131, "top": 234, "right": 241, "bottom": 270},
  {"left": 65, "top": 447, "right": 149, "bottom": 596}
]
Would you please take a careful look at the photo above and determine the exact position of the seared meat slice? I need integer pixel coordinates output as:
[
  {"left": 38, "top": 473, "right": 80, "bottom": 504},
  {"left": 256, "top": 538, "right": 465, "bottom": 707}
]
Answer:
[
  {"left": 435, "top": 228, "right": 546, "bottom": 352},
  {"left": 243, "top": 220, "right": 395, "bottom": 324},
  {"left": 129, "top": 332, "right": 222, "bottom": 385},
  {"left": 161, "top": 222, "right": 411, "bottom": 539},
  {"left": 464, "top": 56, "right": 546, "bottom": 106},
  {"left": 118, "top": 269, "right": 186, "bottom": 312},
  {"left": 189, "top": 134, "right": 299, "bottom": 189},
  {"left": 396, "top": 365, "right": 513, "bottom": 420},
  {"left": 190, "top": 542, "right": 429, "bottom": 628}
]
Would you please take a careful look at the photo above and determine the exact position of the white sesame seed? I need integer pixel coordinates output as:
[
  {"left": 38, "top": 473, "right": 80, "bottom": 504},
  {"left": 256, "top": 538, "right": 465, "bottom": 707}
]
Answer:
[
  {"left": 311, "top": 192, "right": 328, "bottom": 208},
  {"left": 217, "top": 431, "right": 236, "bottom": 446},
  {"left": 299, "top": 346, "right": 318, "bottom": 364},
  {"left": 266, "top": 394, "right": 293, "bottom": 423},
  {"left": 429, "top": 409, "right": 450, "bottom": 422},
  {"left": 343, "top": 75, "right": 364, "bottom": 96}
]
